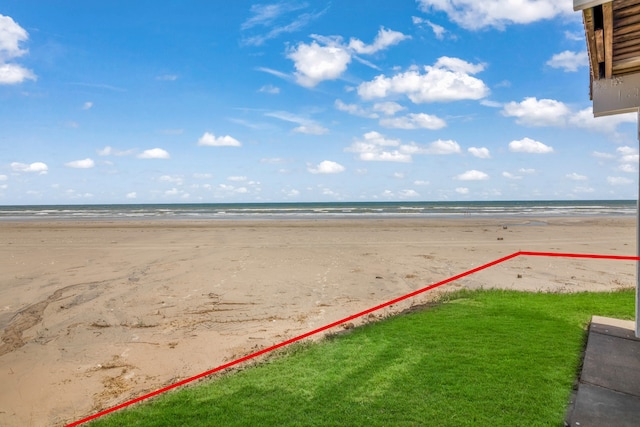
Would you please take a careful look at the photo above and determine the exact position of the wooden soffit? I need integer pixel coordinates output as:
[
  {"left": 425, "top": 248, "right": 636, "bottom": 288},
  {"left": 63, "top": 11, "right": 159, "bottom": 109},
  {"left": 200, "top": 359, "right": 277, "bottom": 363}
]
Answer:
[{"left": 577, "top": 0, "right": 640, "bottom": 94}]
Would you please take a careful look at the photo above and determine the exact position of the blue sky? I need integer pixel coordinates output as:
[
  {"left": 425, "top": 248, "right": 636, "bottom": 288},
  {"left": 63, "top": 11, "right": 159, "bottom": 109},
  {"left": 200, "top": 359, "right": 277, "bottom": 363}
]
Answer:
[{"left": 1, "top": 0, "right": 639, "bottom": 204}]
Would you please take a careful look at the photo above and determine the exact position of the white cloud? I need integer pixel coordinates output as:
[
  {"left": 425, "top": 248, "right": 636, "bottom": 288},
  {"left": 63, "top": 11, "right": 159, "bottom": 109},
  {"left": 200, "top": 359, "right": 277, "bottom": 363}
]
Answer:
[
  {"left": 568, "top": 107, "right": 637, "bottom": 133},
  {"left": 358, "top": 56, "right": 488, "bottom": 103},
  {"left": 508, "top": 137, "right": 554, "bottom": 154},
  {"left": 0, "top": 15, "right": 36, "bottom": 84},
  {"left": 399, "top": 189, "right": 419, "bottom": 197},
  {"left": 193, "top": 173, "right": 213, "bottom": 179},
  {"left": 348, "top": 27, "right": 410, "bottom": 54},
  {"left": 565, "top": 30, "right": 583, "bottom": 41},
  {"left": 259, "top": 84, "right": 280, "bottom": 94},
  {"left": 468, "top": 147, "right": 491, "bottom": 159},
  {"left": 0, "top": 14, "right": 28, "bottom": 61},
  {"left": 413, "top": 16, "right": 448, "bottom": 40},
  {"left": 502, "top": 97, "right": 570, "bottom": 127},
  {"left": 372, "top": 101, "right": 405, "bottom": 116},
  {"left": 607, "top": 176, "right": 633, "bottom": 185},
  {"left": 241, "top": 3, "right": 324, "bottom": 46},
  {"left": 417, "top": 0, "right": 573, "bottom": 30},
  {"left": 379, "top": 113, "right": 447, "bottom": 130},
  {"left": 519, "top": 168, "right": 536, "bottom": 174},
  {"left": 307, "top": 160, "right": 345, "bottom": 174},
  {"left": 293, "top": 124, "right": 329, "bottom": 135},
  {"left": 414, "top": 180, "right": 430, "bottom": 186},
  {"left": 397, "top": 140, "right": 461, "bottom": 156},
  {"left": 434, "top": 56, "right": 485, "bottom": 74},
  {"left": 345, "top": 131, "right": 412, "bottom": 162},
  {"left": 218, "top": 183, "right": 250, "bottom": 194},
  {"left": 156, "top": 74, "right": 178, "bottom": 81},
  {"left": 286, "top": 28, "right": 410, "bottom": 88},
  {"left": 198, "top": 132, "right": 242, "bottom": 147},
  {"left": 97, "top": 146, "right": 135, "bottom": 156},
  {"left": 0, "top": 174, "right": 7, "bottom": 181},
  {"left": 65, "top": 158, "right": 95, "bottom": 169},
  {"left": 619, "top": 163, "right": 637, "bottom": 173},
  {"left": 425, "top": 139, "right": 461, "bottom": 155},
  {"left": 82, "top": 101, "right": 93, "bottom": 110},
  {"left": 64, "top": 189, "right": 94, "bottom": 199},
  {"left": 617, "top": 146, "right": 636, "bottom": 156},
  {"left": 546, "top": 50, "right": 588, "bottom": 72},
  {"left": 620, "top": 153, "right": 639, "bottom": 164},
  {"left": 0, "top": 63, "right": 36, "bottom": 84},
  {"left": 138, "top": 148, "right": 170, "bottom": 159},
  {"left": 566, "top": 172, "right": 587, "bottom": 181},
  {"left": 334, "top": 100, "right": 410, "bottom": 121},
  {"left": 11, "top": 161, "right": 48, "bottom": 174},
  {"left": 287, "top": 38, "right": 351, "bottom": 87},
  {"left": 158, "top": 175, "right": 184, "bottom": 184},
  {"left": 455, "top": 170, "right": 489, "bottom": 181},
  {"left": 126, "top": 192, "right": 137, "bottom": 199},
  {"left": 573, "top": 186, "right": 595, "bottom": 194},
  {"left": 256, "top": 66, "right": 291, "bottom": 81},
  {"left": 228, "top": 176, "right": 247, "bottom": 182},
  {"left": 480, "top": 100, "right": 503, "bottom": 108},
  {"left": 502, "top": 171, "right": 522, "bottom": 180},
  {"left": 98, "top": 146, "right": 112, "bottom": 156},
  {"left": 260, "top": 157, "right": 287, "bottom": 164},
  {"left": 347, "top": 134, "right": 459, "bottom": 161},
  {"left": 265, "top": 111, "right": 328, "bottom": 134},
  {"left": 617, "top": 146, "right": 639, "bottom": 173},
  {"left": 334, "top": 99, "right": 378, "bottom": 118},
  {"left": 455, "top": 187, "right": 469, "bottom": 194},
  {"left": 242, "top": 3, "right": 306, "bottom": 30},
  {"left": 503, "top": 97, "right": 636, "bottom": 133}
]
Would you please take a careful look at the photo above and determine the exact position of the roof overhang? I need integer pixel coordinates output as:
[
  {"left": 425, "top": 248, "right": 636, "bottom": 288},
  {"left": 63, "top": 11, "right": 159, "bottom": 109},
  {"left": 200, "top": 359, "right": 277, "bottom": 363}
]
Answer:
[
  {"left": 574, "top": 0, "right": 612, "bottom": 11},
  {"left": 593, "top": 72, "right": 640, "bottom": 116}
]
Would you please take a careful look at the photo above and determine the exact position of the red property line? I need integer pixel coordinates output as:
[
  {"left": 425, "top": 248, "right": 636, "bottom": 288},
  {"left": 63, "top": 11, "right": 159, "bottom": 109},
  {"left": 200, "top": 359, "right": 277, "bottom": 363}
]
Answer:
[{"left": 66, "top": 251, "right": 640, "bottom": 426}]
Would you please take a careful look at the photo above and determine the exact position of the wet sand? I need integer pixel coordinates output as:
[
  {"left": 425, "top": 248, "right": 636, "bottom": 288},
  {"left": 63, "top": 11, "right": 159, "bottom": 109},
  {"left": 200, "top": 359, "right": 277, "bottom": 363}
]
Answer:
[{"left": 0, "top": 217, "right": 636, "bottom": 426}]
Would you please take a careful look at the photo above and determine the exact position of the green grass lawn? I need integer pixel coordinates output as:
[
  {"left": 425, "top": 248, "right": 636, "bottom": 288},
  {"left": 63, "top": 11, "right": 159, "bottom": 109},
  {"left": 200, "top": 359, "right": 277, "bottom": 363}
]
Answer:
[{"left": 89, "top": 289, "right": 635, "bottom": 427}]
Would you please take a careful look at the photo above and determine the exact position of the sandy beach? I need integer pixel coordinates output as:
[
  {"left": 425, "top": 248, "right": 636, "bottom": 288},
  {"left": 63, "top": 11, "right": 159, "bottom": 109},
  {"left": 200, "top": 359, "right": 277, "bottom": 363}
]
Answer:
[{"left": 0, "top": 217, "right": 636, "bottom": 426}]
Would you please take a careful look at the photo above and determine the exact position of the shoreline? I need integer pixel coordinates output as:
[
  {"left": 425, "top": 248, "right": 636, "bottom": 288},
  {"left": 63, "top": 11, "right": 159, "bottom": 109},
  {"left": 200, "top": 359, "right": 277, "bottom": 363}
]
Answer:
[
  {"left": 0, "top": 216, "right": 636, "bottom": 426},
  {"left": 0, "top": 200, "right": 635, "bottom": 223},
  {"left": 0, "top": 213, "right": 635, "bottom": 226}
]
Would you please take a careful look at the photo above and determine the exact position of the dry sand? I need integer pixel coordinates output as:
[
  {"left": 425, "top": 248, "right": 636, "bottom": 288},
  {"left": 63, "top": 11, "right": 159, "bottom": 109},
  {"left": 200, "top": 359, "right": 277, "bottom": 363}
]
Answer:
[{"left": 0, "top": 217, "right": 636, "bottom": 426}]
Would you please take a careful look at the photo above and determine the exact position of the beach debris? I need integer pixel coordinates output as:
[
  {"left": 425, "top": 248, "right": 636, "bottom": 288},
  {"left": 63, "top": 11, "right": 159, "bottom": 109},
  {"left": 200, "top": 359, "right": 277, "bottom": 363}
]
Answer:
[
  {"left": 90, "top": 319, "right": 111, "bottom": 328},
  {"left": 517, "top": 274, "right": 522, "bottom": 279},
  {"left": 375, "top": 276, "right": 383, "bottom": 279},
  {"left": 497, "top": 237, "right": 504, "bottom": 241}
]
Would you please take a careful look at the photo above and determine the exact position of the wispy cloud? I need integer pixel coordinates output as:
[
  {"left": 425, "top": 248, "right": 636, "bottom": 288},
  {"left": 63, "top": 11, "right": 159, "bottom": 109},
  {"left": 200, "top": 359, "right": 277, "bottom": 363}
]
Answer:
[
  {"left": 241, "top": 2, "right": 327, "bottom": 46},
  {"left": 69, "top": 82, "right": 126, "bottom": 92},
  {"left": 265, "top": 110, "right": 328, "bottom": 134}
]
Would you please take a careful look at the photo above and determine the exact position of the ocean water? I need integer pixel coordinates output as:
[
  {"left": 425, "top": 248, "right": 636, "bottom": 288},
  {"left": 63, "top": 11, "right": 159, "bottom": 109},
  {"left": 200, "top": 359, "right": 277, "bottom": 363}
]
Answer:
[{"left": 0, "top": 200, "right": 635, "bottom": 221}]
